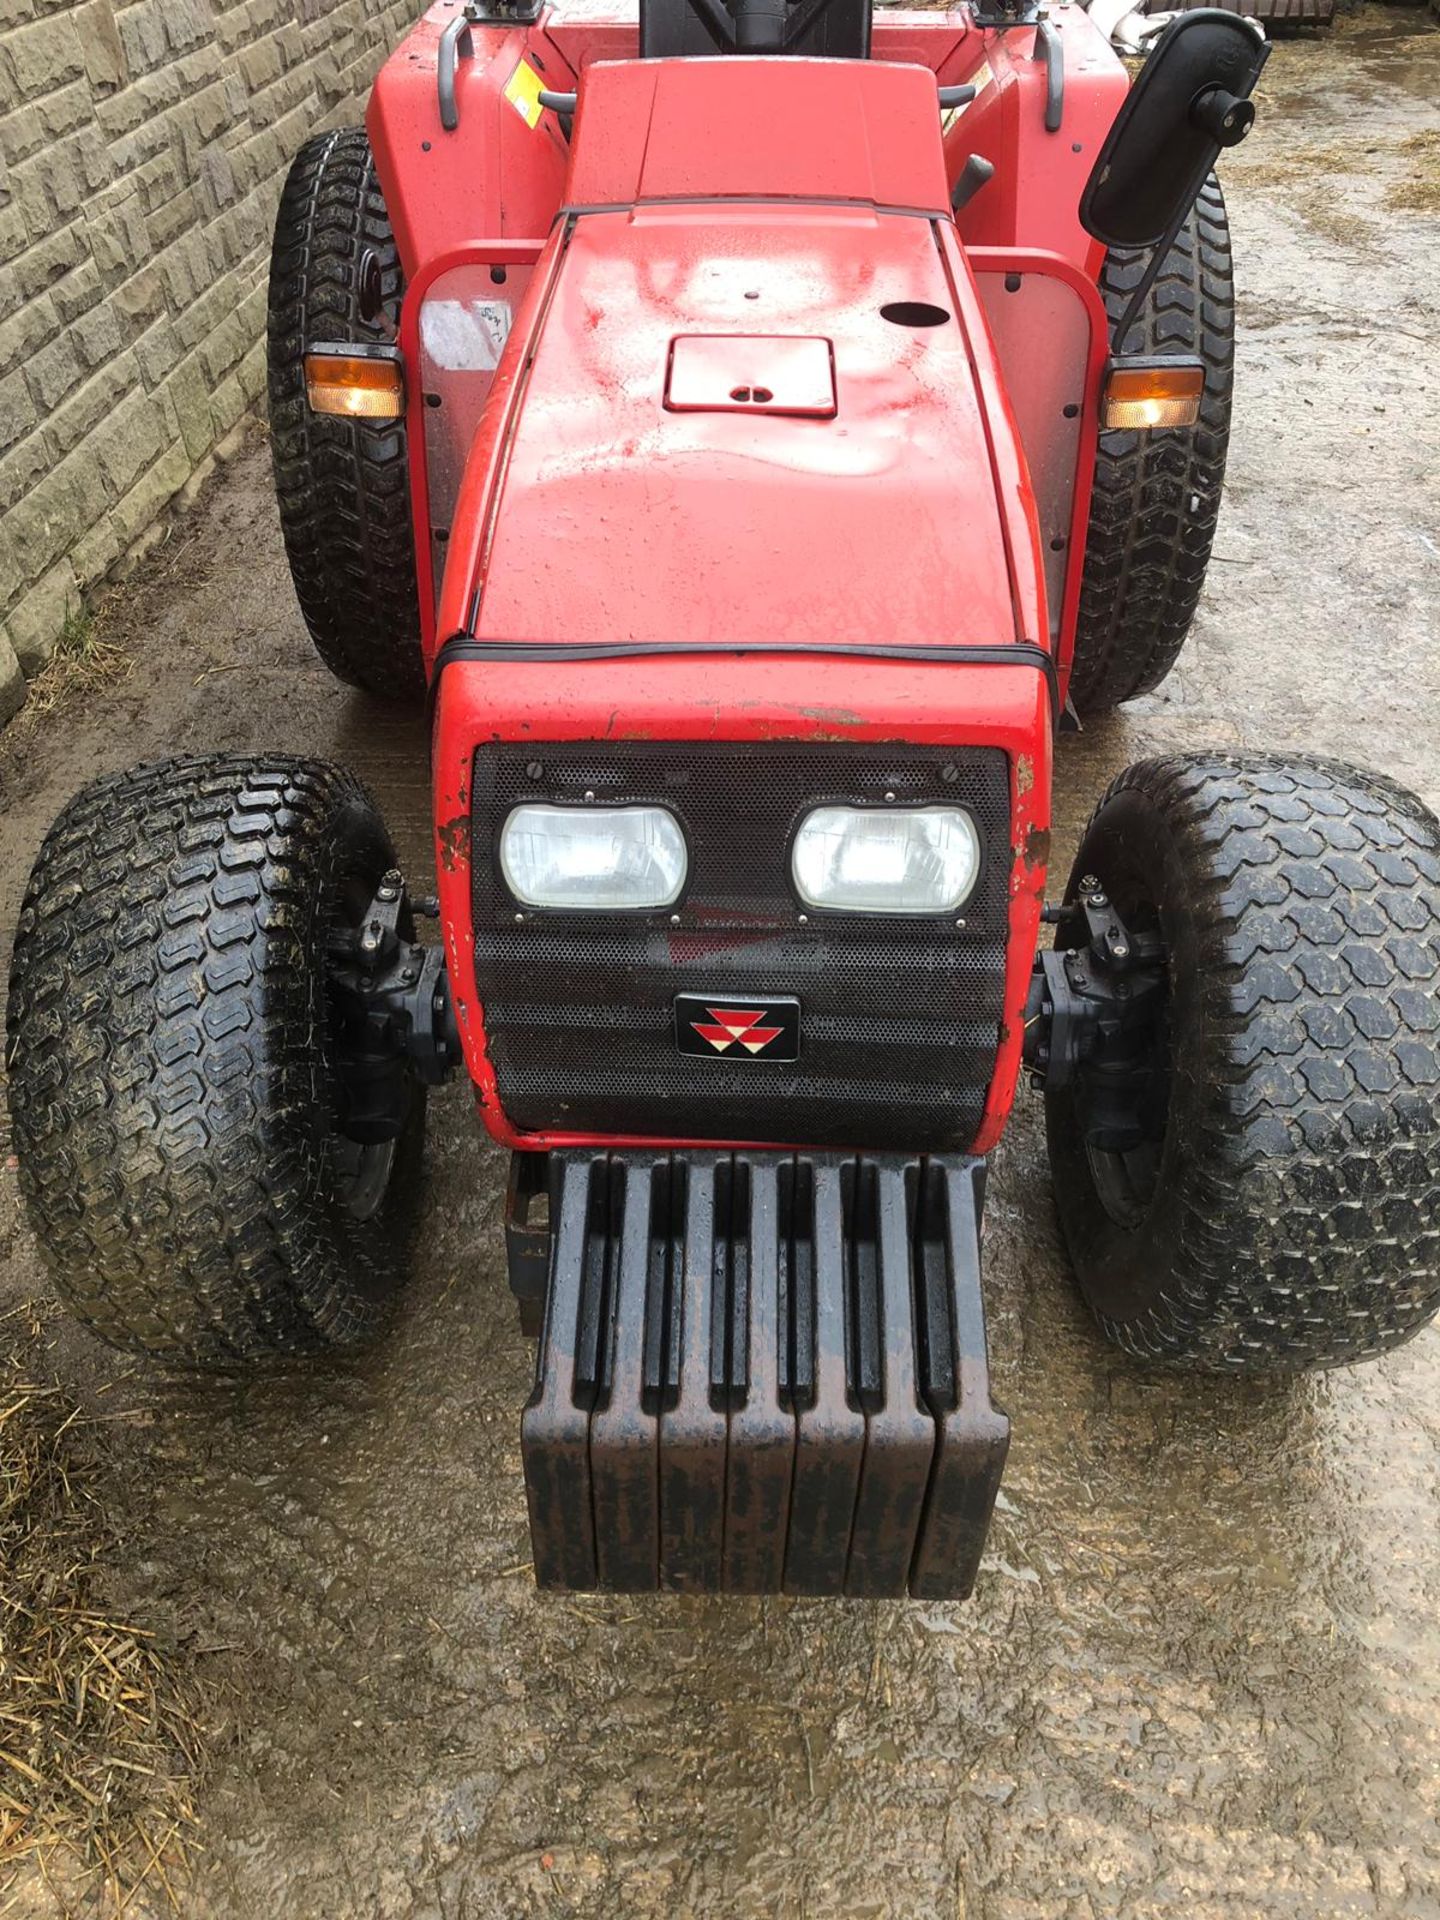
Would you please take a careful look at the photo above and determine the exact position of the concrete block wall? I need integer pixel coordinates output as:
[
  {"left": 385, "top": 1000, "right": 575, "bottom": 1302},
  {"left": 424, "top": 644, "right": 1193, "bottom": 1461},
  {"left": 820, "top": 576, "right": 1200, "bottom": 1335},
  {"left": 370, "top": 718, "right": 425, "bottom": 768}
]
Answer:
[{"left": 0, "top": 0, "right": 418, "bottom": 727}]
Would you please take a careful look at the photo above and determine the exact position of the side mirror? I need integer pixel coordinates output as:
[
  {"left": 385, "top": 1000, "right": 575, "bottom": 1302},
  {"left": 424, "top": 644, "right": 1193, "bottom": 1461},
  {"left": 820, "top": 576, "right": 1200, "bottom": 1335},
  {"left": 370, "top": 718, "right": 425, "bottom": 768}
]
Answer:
[{"left": 1080, "top": 10, "right": 1269, "bottom": 252}]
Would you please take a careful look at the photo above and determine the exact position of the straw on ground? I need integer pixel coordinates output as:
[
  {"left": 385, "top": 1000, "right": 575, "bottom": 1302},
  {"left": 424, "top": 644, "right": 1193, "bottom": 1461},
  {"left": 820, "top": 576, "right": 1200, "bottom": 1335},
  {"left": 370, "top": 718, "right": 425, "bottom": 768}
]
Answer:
[{"left": 0, "top": 1299, "right": 213, "bottom": 1914}]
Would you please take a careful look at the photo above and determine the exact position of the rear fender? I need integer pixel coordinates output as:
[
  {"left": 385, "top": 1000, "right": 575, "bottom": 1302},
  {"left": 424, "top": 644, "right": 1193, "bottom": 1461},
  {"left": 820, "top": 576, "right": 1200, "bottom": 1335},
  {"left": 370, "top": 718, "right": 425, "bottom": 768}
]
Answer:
[
  {"left": 945, "top": 8, "right": 1127, "bottom": 274},
  {"left": 959, "top": 239, "right": 1110, "bottom": 687},
  {"left": 366, "top": 0, "right": 573, "bottom": 273}
]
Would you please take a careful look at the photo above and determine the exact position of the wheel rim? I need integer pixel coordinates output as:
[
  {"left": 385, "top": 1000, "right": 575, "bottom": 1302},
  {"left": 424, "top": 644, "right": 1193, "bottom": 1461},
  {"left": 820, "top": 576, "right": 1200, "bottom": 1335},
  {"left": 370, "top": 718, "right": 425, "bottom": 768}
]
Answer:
[
  {"left": 1068, "top": 895, "right": 1173, "bottom": 1232},
  {"left": 326, "top": 867, "right": 413, "bottom": 1222},
  {"left": 333, "top": 1134, "right": 399, "bottom": 1223}
]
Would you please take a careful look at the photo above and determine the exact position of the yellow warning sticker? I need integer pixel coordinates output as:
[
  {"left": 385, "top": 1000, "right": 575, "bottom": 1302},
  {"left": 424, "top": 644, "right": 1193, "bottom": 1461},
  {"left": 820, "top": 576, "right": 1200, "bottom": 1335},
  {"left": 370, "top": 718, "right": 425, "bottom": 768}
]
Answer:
[
  {"left": 504, "top": 58, "right": 546, "bottom": 130},
  {"left": 941, "top": 59, "right": 993, "bottom": 135}
]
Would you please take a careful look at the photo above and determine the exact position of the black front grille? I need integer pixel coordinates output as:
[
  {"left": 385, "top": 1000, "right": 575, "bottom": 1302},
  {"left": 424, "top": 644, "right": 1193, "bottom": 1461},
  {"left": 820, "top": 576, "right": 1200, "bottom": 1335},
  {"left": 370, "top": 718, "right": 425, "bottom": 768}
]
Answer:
[{"left": 470, "top": 743, "right": 1010, "bottom": 1149}]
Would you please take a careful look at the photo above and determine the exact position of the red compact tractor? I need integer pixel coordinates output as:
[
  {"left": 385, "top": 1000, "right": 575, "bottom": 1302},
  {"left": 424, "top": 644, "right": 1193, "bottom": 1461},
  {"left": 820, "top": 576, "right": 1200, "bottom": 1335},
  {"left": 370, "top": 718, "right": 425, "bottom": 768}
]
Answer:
[{"left": 9, "top": 2, "right": 1440, "bottom": 1597}]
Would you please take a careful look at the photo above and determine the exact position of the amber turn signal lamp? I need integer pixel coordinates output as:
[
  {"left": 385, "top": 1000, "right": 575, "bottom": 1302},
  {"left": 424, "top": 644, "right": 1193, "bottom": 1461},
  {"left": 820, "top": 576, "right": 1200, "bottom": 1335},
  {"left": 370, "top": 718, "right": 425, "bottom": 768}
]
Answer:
[
  {"left": 1102, "top": 356, "right": 1204, "bottom": 431},
  {"left": 304, "top": 345, "right": 405, "bottom": 419}
]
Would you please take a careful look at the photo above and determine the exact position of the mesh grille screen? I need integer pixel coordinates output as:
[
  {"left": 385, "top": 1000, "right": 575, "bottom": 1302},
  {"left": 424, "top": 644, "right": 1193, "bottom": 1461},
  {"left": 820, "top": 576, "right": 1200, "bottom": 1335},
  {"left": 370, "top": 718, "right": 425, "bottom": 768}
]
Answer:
[{"left": 470, "top": 743, "right": 1010, "bottom": 1147}]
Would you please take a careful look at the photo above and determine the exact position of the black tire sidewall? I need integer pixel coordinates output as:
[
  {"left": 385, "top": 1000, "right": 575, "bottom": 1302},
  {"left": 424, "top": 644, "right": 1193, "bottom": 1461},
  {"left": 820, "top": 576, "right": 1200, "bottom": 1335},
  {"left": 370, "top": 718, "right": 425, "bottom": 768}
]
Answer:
[
  {"left": 1045, "top": 755, "right": 1440, "bottom": 1372},
  {"left": 1070, "top": 176, "right": 1233, "bottom": 714},
  {"left": 266, "top": 130, "right": 424, "bottom": 702},
  {"left": 7, "top": 759, "right": 427, "bottom": 1364}
]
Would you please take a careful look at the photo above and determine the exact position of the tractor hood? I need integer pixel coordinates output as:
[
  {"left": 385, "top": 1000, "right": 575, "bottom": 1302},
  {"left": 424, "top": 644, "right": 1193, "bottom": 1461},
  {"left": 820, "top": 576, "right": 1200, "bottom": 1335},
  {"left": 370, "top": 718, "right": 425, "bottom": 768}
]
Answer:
[{"left": 454, "top": 198, "right": 1022, "bottom": 654}]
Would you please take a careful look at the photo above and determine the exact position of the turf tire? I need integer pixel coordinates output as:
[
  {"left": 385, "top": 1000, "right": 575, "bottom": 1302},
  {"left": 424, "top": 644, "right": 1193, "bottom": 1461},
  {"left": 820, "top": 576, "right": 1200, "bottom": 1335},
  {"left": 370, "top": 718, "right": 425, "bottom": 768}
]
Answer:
[
  {"left": 267, "top": 128, "right": 424, "bottom": 701},
  {"left": 1070, "top": 176, "right": 1234, "bottom": 714},
  {"left": 1046, "top": 754, "right": 1440, "bottom": 1371},
  {"left": 5, "top": 757, "right": 426, "bottom": 1366}
]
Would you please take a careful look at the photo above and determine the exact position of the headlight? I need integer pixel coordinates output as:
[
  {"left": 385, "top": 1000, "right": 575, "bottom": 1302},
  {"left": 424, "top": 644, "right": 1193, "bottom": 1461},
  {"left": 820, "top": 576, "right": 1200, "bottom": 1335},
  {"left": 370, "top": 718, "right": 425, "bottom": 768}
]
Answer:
[
  {"left": 499, "top": 803, "right": 687, "bottom": 910},
  {"left": 791, "top": 805, "right": 981, "bottom": 915}
]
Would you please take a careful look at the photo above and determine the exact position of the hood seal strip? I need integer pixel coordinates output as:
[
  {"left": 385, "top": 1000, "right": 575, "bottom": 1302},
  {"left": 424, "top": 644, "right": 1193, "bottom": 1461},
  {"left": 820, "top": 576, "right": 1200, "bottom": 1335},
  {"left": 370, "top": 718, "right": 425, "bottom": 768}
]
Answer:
[{"left": 430, "top": 634, "right": 1058, "bottom": 715}]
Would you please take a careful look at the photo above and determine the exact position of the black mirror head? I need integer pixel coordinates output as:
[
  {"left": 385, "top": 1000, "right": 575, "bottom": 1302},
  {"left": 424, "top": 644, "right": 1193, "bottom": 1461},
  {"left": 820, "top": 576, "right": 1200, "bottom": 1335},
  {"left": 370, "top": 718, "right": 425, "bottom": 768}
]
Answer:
[{"left": 1080, "top": 9, "right": 1270, "bottom": 252}]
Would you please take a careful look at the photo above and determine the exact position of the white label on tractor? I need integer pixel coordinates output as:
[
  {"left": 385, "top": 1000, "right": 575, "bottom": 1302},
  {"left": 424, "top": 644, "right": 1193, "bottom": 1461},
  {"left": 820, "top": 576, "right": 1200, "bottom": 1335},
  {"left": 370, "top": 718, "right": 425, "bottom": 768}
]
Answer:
[{"left": 420, "top": 298, "right": 513, "bottom": 372}]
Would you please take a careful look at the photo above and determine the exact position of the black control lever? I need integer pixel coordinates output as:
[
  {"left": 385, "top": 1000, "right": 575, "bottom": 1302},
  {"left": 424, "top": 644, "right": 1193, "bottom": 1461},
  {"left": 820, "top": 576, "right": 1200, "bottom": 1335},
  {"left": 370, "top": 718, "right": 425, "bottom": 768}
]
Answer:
[{"left": 951, "top": 153, "right": 995, "bottom": 214}]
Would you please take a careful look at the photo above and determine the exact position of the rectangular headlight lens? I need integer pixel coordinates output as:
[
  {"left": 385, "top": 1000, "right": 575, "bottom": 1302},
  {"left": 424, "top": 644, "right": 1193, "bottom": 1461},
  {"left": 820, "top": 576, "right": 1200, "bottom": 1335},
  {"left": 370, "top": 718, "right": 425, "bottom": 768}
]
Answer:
[
  {"left": 499, "top": 803, "right": 687, "bottom": 910},
  {"left": 791, "top": 805, "right": 981, "bottom": 915}
]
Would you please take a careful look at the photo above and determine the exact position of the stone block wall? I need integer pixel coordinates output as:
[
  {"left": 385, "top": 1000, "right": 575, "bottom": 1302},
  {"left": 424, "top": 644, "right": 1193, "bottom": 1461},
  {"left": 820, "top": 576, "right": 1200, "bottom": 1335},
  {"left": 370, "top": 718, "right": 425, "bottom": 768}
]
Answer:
[{"left": 0, "top": 0, "right": 419, "bottom": 726}]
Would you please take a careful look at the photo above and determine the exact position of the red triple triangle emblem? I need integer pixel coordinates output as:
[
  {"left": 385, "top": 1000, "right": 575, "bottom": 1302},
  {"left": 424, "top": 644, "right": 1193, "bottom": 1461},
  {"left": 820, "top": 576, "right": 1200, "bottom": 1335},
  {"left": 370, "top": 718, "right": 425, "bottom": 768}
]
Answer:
[{"left": 692, "top": 1006, "right": 784, "bottom": 1054}]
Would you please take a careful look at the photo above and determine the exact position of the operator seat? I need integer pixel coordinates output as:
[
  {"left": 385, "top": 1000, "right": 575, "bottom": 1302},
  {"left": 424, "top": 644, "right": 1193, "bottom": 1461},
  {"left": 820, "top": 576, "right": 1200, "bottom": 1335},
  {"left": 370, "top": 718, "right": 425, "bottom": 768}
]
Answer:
[{"left": 639, "top": 0, "right": 871, "bottom": 61}]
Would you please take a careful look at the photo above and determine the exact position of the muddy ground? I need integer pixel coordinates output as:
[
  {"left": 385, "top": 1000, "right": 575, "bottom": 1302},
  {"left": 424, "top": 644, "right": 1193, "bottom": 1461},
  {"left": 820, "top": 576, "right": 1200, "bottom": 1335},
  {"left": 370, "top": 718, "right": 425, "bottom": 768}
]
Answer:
[{"left": 2, "top": 10, "right": 1439, "bottom": 1916}]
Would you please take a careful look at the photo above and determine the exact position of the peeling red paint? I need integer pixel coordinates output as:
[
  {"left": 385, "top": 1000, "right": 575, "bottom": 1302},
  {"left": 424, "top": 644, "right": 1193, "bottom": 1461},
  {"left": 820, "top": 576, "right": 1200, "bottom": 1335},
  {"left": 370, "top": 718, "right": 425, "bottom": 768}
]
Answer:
[
  {"left": 1023, "top": 824, "right": 1051, "bottom": 870},
  {"left": 437, "top": 816, "right": 470, "bottom": 872}
]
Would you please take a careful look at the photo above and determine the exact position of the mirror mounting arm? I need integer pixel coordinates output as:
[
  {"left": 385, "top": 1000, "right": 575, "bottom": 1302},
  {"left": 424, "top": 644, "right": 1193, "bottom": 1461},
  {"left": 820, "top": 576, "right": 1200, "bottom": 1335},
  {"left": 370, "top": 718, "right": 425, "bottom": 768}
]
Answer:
[
  {"left": 1190, "top": 85, "right": 1256, "bottom": 146},
  {"left": 1110, "top": 199, "right": 1194, "bottom": 356}
]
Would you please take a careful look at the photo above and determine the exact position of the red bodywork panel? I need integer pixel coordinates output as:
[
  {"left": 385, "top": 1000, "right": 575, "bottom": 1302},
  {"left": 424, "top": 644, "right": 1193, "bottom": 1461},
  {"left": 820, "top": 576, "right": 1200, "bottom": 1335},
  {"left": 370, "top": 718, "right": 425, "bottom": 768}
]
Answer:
[
  {"left": 443, "top": 202, "right": 1022, "bottom": 657},
  {"left": 432, "top": 656, "right": 1051, "bottom": 1155},
  {"left": 562, "top": 56, "right": 950, "bottom": 210},
  {"left": 368, "top": 2, "right": 1124, "bottom": 274},
  {"left": 943, "top": 11, "right": 1126, "bottom": 276},
  {"left": 363, "top": 7, "right": 1130, "bottom": 1154},
  {"left": 367, "top": 11, "right": 572, "bottom": 266}
]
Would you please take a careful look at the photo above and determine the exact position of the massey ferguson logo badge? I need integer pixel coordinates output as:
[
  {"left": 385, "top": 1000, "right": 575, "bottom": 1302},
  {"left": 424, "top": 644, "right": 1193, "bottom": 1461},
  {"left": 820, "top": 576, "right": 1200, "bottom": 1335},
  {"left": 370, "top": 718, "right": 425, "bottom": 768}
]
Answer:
[
  {"left": 693, "top": 1008, "right": 783, "bottom": 1054},
  {"left": 674, "top": 993, "right": 801, "bottom": 1063}
]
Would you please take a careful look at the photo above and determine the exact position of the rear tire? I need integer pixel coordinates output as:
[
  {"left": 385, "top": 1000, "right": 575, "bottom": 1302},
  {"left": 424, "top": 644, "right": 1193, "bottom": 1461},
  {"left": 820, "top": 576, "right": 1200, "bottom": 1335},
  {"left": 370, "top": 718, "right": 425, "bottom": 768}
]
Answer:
[
  {"left": 267, "top": 128, "right": 424, "bottom": 702},
  {"left": 6, "top": 757, "right": 426, "bottom": 1366},
  {"left": 1046, "top": 754, "right": 1440, "bottom": 1372},
  {"left": 1069, "top": 177, "right": 1234, "bottom": 714}
]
